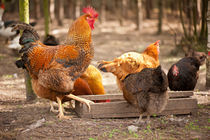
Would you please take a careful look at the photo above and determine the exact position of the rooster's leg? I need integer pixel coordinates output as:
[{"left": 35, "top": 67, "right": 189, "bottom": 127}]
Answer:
[
  {"left": 136, "top": 114, "right": 144, "bottom": 124},
  {"left": 56, "top": 97, "right": 70, "bottom": 119},
  {"left": 146, "top": 115, "right": 151, "bottom": 124},
  {"left": 65, "top": 94, "right": 94, "bottom": 112},
  {"left": 49, "top": 101, "right": 58, "bottom": 113},
  {"left": 69, "top": 100, "right": 74, "bottom": 109}
]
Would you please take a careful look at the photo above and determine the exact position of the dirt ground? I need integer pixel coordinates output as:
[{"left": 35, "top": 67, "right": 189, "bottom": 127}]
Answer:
[{"left": 0, "top": 17, "right": 210, "bottom": 140}]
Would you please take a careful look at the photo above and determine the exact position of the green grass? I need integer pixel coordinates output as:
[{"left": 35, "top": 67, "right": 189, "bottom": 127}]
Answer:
[{"left": 185, "top": 122, "right": 200, "bottom": 131}]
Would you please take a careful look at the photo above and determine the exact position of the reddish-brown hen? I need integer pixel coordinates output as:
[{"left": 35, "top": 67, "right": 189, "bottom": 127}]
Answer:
[{"left": 98, "top": 40, "right": 160, "bottom": 91}]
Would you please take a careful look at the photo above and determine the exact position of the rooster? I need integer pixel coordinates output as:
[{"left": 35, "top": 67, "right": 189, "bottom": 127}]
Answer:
[
  {"left": 167, "top": 51, "right": 206, "bottom": 91},
  {"left": 13, "top": 6, "right": 98, "bottom": 119},
  {"left": 122, "top": 66, "right": 168, "bottom": 124},
  {"left": 98, "top": 40, "right": 160, "bottom": 90}
]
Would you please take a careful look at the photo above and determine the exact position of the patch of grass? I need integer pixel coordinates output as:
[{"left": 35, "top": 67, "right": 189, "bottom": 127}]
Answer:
[
  {"left": 108, "top": 133, "right": 113, "bottom": 138},
  {"left": 208, "top": 118, "right": 210, "bottom": 123},
  {"left": 146, "top": 124, "right": 153, "bottom": 134},
  {"left": 185, "top": 122, "right": 200, "bottom": 131},
  {"left": 128, "top": 130, "right": 139, "bottom": 138},
  {"left": 17, "top": 105, "right": 23, "bottom": 108},
  {"left": 107, "top": 128, "right": 121, "bottom": 138},
  {"left": 133, "top": 132, "right": 139, "bottom": 138},
  {"left": 122, "top": 131, "right": 127, "bottom": 136},
  {"left": 88, "top": 138, "right": 96, "bottom": 140},
  {"left": 2, "top": 74, "right": 13, "bottom": 79},
  {"left": 102, "top": 132, "right": 107, "bottom": 137},
  {"left": 204, "top": 126, "right": 210, "bottom": 130},
  {"left": 197, "top": 104, "right": 204, "bottom": 109},
  {"left": 87, "top": 127, "right": 91, "bottom": 131},
  {"left": 0, "top": 54, "right": 5, "bottom": 60}
]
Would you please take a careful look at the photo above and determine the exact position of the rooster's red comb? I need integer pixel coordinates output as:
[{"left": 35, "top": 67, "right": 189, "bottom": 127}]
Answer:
[
  {"left": 83, "top": 6, "right": 98, "bottom": 18},
  {"left": 154, "top": 40, "right": 160, "bottom": 45},
  {"left": 0, "top": 4, "right": 5, "bottom": 9}
]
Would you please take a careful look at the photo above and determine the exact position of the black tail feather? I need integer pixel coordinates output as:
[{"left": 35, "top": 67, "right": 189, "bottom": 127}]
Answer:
[
  {"left": 98, "top": 63, "right": 108, "bottom": 72},
  {"left": 15, "top": 59, "right": 26, "bottom": 69}
]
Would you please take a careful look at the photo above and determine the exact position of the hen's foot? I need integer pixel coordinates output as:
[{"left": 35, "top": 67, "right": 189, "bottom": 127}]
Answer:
[{"left": 57, "top": 113, "right": 71, "bottom": 120}]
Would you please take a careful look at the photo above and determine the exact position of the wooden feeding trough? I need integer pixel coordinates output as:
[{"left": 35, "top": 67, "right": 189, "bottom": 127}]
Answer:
[{"left": 75, "top": 91, "right": 198, "bottom": 118}]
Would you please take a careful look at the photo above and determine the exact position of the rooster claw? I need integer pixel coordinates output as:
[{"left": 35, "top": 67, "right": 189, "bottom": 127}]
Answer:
[
  {"left": 65, "top": 94, "right": 95, "bottom": 112},
  {"left": 84, "top": 100, "right": 94, "bottom": 112},
  {"left": 57, "top": 114, "right": 71, "bottom": 120}
]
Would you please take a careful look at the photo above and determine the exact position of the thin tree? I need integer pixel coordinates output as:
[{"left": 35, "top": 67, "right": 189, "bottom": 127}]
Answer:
[
  {"left": 19, "top": 0, "right": 37, "bottom": 101},
  {"left": 44, "top": 0, "right": 50, "bottom": 36},
  {"left": 136, "top": 0, "right": 142, "bottom": 31},
  {"left": 34, "top": 0, "right": 41, "bottom": 19},
  {"left": 49, "top": 0, "right": 55, "bottom": 22},
  {"left": 57, "top": 0, "right": 64, "bottom": 26},
  {"left": 75, "top": 0, "right": 81, "bottom": 18},
  {"left": 100, "top": 0, "right": 106, "bottom": 23},
  {"left": 206, "top": 0, "right": 210, "bottom": 89},
  {"left": 157, "top": 0, "right": 163, "bottom": 34}
]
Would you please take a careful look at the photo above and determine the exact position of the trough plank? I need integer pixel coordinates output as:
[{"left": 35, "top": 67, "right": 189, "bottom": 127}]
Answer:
[
  {"left": 78, "top": 91, "right": 193, "bottom": 101},
  {"left": 75, "top": 97, "right": 197, "bottom": 118}
]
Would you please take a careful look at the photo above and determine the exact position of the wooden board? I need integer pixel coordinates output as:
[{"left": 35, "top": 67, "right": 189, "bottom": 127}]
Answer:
[
  {"left": 75, "top": 91, "right": 198, "bottom": 119},
  {"left": 78, "top": 91, "right": 193, "bottom": 101}
]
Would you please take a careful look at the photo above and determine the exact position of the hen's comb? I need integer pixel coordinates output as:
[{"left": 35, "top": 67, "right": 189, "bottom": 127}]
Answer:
[
  {"left": 83, "top": 6, "right": 98, "bottom": 18},
  {"left": 154, "top": 40, "right": 160, "bottom": 45},
  {"left": 0, "top": 4, "right": 5, "bottom": 9}
]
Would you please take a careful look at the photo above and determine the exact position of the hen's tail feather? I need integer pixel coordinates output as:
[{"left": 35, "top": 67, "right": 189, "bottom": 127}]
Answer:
[
  {"left": 98, "top": 61, "right": 125, "bottom": 80},
  {"left": 11, "top": 23, "right": 40, "bottom": 40},
  {"left": 98, "top": 62, "right": 117, "bottom": 73}
]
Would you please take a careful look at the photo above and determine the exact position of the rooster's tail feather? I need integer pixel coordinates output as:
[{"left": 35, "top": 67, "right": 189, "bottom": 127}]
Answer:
[{"left": 11, "top": 23, "right": 40, "bottom": 53}]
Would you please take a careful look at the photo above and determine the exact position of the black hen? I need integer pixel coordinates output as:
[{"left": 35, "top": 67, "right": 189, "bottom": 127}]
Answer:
[
  {"left": 167, "top": 51, "right": 206, "bottom": 91},
  {"left": 122, "top": 65, "right": 168, "bottom": 123},
  {"left": 43, "top": 34, "right": 59, "bottom": 46}
]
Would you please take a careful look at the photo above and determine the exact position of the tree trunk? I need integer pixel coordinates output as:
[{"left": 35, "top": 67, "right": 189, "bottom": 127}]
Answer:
[
  {"left": 33, "top": 0, "right": 41, "bottom": 19},
  {"left": 100, "top": 0, "right": 106, "bottom": 23},
  {"left": 44, "top": 0, "right": 50, "bottom": 36},
  {"left": 49, "top": 0, "right": 55, "bottom": 22},
  {"left": 57, "top": 0, "right": 64, "bottom": 26},
  {"left": 145, "top": 0, "right": 152, "bottom": 19},
  {"left": 136, "top": 0, "right": 142, "bottom": 31},
  {"left": 200, "top": 0, "right": 208, "bottom": 41},
  {"left": 192, "top": 0, "right": 198, "bottom": 37},
  {"left": 157, "top": 0, "right": 163, "bottom": 34},
  {"left": 85, "top": 0, "right": 92, "bottom": 6},
  {"left": 75, "top": 0, "right": 81, "bottom": 18},
  {"left": 122, "top": 0, "right": 127, "bottom": 19},
  {"left": 19, "top": 0, "right": 37, "bottom": 101},
  {"left": 179, "top": 0, "right": 188, "bottom": 38},
  {"left": 206, "top": 0, "right": 210, "bottom": 89},
  {"left": 115, "top": 0, "right": 123, "bottom": 26}
]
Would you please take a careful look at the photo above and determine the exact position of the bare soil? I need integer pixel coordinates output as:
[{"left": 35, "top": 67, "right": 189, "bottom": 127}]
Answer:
[{"left": 0, "top": 18, "right": 210, "bottom": 140}]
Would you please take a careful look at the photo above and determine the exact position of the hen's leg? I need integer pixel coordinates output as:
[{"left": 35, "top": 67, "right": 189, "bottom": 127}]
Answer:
[
  {"left": 69, "top": 100, "right": 74, "bottom": 109},
  {"left": 49, "top": 101, "right": 58, "bottom": 113},
  {"left": 136, "top": 114, "right": 145, "bottom": 124},
  {"left": 146, "top": 115, "right": 151, "bottom": 124},
  {"left": 65, "top": 94, "right": 94, "bottom": 112}
]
